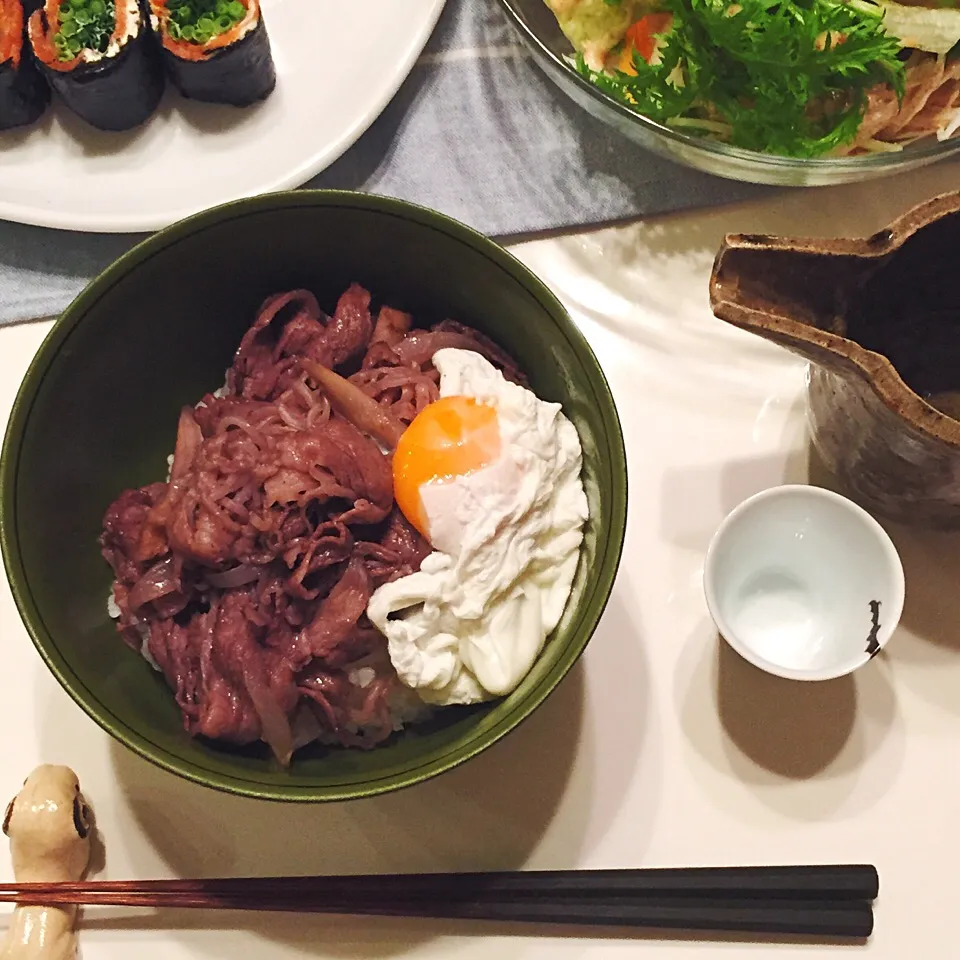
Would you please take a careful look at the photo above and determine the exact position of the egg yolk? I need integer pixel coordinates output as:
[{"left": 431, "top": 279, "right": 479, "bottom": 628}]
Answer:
[{"left": 393, "top": 396, "right": 501, "bottom": 541}]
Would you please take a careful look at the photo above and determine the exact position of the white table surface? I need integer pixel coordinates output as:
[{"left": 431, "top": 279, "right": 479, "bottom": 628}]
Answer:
[{"left": 2, "top": 160, "right": 960, "bottom": 959}]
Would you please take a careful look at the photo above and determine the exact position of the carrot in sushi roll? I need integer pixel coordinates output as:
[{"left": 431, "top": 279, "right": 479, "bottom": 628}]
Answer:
[
  {"left": 0, "top": 0, "right": 50, "bottom": 130},
  {"left": 28, "top": 0, "right": 164, "bottom": 131},
  {"left": 147, "top": 0, "right": 274, "bottom": 106}
]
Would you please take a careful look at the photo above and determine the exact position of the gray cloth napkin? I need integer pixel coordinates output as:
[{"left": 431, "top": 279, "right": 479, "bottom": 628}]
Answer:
[{"left": 0, "top": 0, "right": 769, "bottom": 326}]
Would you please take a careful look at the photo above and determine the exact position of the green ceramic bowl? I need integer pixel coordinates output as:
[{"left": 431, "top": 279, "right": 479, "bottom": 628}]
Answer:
[{"left": 1, "top": 191, "right": 627, "bottom": 802}]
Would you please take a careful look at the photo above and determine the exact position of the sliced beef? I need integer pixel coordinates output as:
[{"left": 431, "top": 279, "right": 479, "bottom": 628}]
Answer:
[{"left": 100, "top": 284, "right": 523, "bottom": 763}]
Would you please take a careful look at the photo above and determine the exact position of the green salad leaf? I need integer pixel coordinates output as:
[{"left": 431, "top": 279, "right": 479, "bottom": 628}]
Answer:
[{"left": 575, "top": 0, "right": 907, "bottom": 157}]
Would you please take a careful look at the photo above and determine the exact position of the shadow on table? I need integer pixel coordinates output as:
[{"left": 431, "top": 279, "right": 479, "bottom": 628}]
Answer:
[
  {"left": 714, "top": 641, "right": 856, "bottom": 779},
  {"left": 93, "top": 653, "right": 589, "bottom": 958},
  {"left": 801, "top": 439, "right": 960, "bottom": 717},
  {"left": 669, "top": 438, "right": 904, "bottom": 820},
  {"left": 854, "top": 487, "right": 960, "bottom": 719},
  {"left": 34, "top": 567, "right": 646, "bottom": 958},
  {"left": 662, "top": 439, "right": 861, "bottom": 784},
  {"left": 660, "top": 447, "right": 809, "bottom": 556},
  {"left": 879, "top": 517, "right": 960, "bottom": 658},
  {"left": 77, "top": 908, "right": 866, "bottom": 950},
  {"left": 676, "top": 626, "right": 902, "bottom": 823}
]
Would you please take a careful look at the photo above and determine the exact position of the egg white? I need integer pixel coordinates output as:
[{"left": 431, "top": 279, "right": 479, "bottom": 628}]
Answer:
[{"left": 367, "top": 348, "right": 589, "bottom": 706}]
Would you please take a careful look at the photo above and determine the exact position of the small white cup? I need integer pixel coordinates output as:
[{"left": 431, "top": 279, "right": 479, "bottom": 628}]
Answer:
[{"left": 703, "top": 485, "right": 905, "bottom": 682}]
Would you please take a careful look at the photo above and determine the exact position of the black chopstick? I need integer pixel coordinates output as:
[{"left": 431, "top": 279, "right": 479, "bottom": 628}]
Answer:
[
  {"left": 1, "top": 864, "right": 877, "bottom": 902},
  {"left": 232, "top": 864, "right": 880, "bottom": 902},
  {"left": 0, "top": 891, "right": 873, "bottom": 938},
  {"left": 0, "top": 865, "right": 878, "bottom": 939},
  {"left": 338, "top": 896, "right": 875, "bottom": 938}
]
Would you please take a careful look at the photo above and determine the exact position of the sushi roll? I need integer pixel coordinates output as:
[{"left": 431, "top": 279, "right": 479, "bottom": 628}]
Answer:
[
  {"left": 28, "top": 0, "right": 165, "bottom": 131},
  {"left": 147, "top": 0, "right": 274, "bottom": 107},
  {"left": 0, "top": 0, "right": 50, "bottom": 130}
]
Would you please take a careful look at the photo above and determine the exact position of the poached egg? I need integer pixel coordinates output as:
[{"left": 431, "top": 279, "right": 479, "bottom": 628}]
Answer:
[{"left": 366, "top": 348, "right": 589, "bottom": 706}]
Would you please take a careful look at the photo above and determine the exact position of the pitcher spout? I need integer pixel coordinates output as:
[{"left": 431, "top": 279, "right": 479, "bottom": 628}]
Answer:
[
  {"left": 709, "top": 232, "right": 880, "bottom": 367},
  {"left": 707, "top": 191, "right": 960, "bottom": 529}
]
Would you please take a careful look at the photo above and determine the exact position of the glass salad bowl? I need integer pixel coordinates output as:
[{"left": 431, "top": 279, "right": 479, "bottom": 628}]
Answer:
[{"left": 497, "top": 0, "right": 960, "bottom": 186}]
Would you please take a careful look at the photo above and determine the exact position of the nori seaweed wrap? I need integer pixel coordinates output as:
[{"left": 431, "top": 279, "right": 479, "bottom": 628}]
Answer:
[
  {"left": 0, "top": 0, "right": 50, "bottom": 130},
  {"left": 148, "top": 0, "right": 274, "bottom": 106},
  {"left": 28, "top": 0, "right": 164, "bottom": 131}
]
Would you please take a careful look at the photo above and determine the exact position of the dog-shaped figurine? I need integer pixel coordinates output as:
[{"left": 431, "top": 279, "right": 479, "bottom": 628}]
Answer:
[{"left": 0, "top": 766, "right": 92, "bottom": 960}]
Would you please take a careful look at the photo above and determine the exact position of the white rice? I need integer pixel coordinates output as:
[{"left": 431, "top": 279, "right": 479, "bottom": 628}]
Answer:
[
  {"left": 348, "top": 666, "right": 376, "bottom": 689},
  {"left": 385, "top": 685, "right": 435, "bottom": 733},
  {"left": 107, "top": 588, "right": 161, "bottom": 671}
]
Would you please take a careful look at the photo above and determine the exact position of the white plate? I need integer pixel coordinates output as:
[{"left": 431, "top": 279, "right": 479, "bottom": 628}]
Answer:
[{"left": 0, "top": 0, "right": 445, "bottom": 233}]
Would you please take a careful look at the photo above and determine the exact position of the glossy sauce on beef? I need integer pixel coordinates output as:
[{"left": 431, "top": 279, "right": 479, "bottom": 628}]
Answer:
[{"left": 100, "top": 285, "right": 523, "bottom": 764}]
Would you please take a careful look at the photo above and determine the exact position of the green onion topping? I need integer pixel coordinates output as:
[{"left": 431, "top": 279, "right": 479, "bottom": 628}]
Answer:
[
  {"left": 165, "top": 0, "right": 246, "bottom": 44},
  {"left": 53, "top": 0, "right": 116, "bottom": 61}
]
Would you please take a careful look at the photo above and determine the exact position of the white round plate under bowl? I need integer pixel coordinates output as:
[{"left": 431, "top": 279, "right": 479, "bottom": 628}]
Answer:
[{"left": 0, "top": 0, "right": 445, "bottom": 232}]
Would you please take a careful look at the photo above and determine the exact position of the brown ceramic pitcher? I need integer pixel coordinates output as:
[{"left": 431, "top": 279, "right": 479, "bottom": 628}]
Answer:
[{"left": 709, "top": 191, "right": 960, "bottom": 529}]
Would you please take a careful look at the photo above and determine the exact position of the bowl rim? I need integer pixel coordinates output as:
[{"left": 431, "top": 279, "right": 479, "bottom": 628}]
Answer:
[
  {"left": 496, "top": 0, "right": 960, "bottom": 173},
  {"left": 702, "top": 483, "right": 905, "bottom": 682},
  {"left": 0, "top": 189, "right": 628, "bottom": 802}
]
